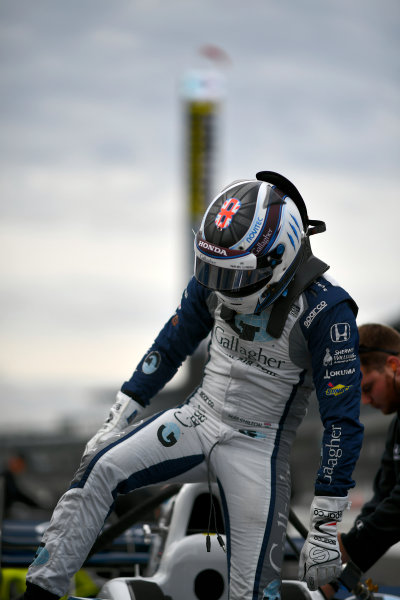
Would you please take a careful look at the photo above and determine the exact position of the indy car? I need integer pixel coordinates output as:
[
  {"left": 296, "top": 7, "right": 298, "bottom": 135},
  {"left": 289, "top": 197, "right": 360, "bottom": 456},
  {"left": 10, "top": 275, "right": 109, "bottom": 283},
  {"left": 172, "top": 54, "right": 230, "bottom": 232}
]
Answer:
[{"left": 1, "top": 483, "right": 399, "bottom": 600}]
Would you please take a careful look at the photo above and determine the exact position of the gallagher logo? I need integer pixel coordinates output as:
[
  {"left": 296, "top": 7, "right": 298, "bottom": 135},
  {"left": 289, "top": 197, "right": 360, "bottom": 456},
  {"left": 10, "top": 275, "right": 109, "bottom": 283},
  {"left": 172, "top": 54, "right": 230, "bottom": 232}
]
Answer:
[
  {"left": 157, "top": 423, "right": 180, "bottom": 447},
  {"left": 142, "top": 351, "right": 161, "bottom": 375},
  {"left": 215, "top": 198, "right": 241, "bottom": 229}
]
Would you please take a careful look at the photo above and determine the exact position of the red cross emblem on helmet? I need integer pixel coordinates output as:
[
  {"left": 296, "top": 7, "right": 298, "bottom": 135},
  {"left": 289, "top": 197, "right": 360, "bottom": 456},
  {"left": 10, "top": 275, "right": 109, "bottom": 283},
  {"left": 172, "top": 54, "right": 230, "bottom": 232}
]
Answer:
[{"left": 215, "top": 198, "right": 241, "bottom": 229}]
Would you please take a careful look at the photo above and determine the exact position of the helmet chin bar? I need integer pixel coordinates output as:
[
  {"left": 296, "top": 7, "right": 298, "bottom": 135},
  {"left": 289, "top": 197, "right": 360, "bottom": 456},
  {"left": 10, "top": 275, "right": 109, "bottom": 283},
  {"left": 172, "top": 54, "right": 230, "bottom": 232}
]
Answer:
[
  {"left": 216, "top": 238, "right": 308, "bottom": 316},
  {"left": 217, "top": 288, "right": 267, "bottom": 315},
  {"left": 220, "top": 277, "right": 271, "bottom": 299}
]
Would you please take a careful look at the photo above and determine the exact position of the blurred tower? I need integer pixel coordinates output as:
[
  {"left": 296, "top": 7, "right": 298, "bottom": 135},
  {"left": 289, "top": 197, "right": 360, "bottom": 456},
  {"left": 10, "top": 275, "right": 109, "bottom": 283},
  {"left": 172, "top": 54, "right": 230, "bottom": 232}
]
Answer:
[{"left": 181, "top": 48, "right": 227, "bottom": 383}]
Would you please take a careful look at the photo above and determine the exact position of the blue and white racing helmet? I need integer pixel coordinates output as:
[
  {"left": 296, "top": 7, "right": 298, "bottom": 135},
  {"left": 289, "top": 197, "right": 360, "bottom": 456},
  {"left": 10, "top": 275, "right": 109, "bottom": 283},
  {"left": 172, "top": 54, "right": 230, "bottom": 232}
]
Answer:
[{"left": 194, "top": 172, "right": 325, "bottom": 315}]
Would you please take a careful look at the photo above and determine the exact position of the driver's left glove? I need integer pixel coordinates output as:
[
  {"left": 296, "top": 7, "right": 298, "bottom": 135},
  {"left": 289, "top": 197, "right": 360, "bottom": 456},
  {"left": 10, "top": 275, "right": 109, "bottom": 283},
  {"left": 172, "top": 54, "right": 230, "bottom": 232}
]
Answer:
[
  {"left": 84, "top": 391, "right": 143, "bottom": 456},
  {"left": 299, "top": 495, "right": 350, "bottom": 590}
]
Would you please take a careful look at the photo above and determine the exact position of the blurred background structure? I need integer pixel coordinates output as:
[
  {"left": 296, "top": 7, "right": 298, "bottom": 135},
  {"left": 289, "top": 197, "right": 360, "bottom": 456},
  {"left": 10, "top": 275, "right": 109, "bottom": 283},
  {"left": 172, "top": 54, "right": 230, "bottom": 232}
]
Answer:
[{"left": 0, "top": 0, "right": 399, "bottom": 590}]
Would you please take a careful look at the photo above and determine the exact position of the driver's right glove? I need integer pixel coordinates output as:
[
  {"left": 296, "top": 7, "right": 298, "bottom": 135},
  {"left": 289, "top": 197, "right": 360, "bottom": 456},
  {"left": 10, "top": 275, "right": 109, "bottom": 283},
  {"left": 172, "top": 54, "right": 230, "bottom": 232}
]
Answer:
[
  {"left": 299, "top": 495, "right": 350, "bottom": 590},
  {"left": 84, "top": 391, "right": 143, "bottom": 456}
]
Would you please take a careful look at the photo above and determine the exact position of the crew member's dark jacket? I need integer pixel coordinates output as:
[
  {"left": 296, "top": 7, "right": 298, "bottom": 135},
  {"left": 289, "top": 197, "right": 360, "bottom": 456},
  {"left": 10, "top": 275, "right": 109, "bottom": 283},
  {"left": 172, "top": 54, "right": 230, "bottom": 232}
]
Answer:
[{"left": 341, "top": 411, "right": 400, "bottom": 572}]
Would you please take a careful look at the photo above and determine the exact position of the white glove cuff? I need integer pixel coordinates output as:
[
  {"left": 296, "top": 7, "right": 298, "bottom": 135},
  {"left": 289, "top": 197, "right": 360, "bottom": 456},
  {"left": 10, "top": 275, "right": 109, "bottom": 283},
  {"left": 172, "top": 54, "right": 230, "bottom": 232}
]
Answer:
[
  {"left": 310, "top": 495, "right": 351, "bottom": 525},
  {"left": 113, "top": 391, "right": 143, "bottom": 427}
]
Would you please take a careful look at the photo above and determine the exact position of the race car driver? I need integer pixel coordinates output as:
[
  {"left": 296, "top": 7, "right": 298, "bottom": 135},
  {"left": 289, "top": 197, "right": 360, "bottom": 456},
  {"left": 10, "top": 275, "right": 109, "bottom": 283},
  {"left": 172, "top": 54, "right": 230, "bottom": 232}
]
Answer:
[{"left": 23, "top": 171, "right": 364, "bottom": 600}]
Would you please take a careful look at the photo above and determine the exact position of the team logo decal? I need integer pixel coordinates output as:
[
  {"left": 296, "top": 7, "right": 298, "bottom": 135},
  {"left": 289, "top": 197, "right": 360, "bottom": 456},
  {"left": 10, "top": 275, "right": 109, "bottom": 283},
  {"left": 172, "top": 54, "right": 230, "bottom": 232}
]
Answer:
[
  {"left": 157, "top": 422, "right": 180, "bottom": 447},
  {"left": 215, "top": 198, "right": 241, "bottom": 229},
  {"left": 142, "top": 351, "right": 161, "bottom": 375},
  {"left": 323, "top": 347, "right": 357, "bottom": 366},
  {"left": 325, "top": 382, "right": 352, "bottom": 396},
  {"left": 330, "top": 323, "right": 351, "bottom": 343}
]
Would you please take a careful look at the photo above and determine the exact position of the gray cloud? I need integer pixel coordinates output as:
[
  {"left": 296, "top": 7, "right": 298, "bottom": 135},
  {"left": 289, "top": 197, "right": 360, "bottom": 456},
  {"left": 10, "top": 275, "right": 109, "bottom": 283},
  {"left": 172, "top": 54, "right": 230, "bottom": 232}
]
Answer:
[{"left": 0, "top": 0, "right": 399, "bottom": 406}]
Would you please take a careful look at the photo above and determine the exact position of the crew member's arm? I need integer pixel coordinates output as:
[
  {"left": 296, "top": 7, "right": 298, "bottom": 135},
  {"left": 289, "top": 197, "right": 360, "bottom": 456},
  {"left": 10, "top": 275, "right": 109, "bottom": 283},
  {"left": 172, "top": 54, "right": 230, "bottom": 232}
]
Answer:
[{"left": 340, "top": 415, "right": 400, "bottom": 572}]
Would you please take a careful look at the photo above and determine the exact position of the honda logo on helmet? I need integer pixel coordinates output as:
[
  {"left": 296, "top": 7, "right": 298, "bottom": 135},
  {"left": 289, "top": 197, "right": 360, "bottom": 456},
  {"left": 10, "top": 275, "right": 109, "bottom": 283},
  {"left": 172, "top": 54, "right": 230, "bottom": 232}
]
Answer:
[{"left": 198, "top": 240, "right": 227, "bottom": 256}]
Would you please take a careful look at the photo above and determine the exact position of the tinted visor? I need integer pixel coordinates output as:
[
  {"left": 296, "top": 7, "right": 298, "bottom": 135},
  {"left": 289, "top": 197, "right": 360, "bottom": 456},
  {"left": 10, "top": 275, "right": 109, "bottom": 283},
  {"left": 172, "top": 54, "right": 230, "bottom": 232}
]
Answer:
[{"left": 194, "top": 255, "right": 273, "bottom": 292}]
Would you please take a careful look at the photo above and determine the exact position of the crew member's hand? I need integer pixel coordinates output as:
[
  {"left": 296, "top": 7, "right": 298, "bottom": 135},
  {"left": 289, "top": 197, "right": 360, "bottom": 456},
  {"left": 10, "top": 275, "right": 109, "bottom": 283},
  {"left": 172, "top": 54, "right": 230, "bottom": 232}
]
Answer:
[
  {"left": 84, "top": 391, "right": 143, "bottom": 456},
  {"left": 299, "top": 495, "right": 350, "bottom": 590},
  {"left": 319, "top": 582, "right": 338, "bottom": 599},
  {"left": 337, "top": 532, "right": 351, "bottom": 563},
  {"left": 319, "top": 534, "right": 352, "bottom": 598}
]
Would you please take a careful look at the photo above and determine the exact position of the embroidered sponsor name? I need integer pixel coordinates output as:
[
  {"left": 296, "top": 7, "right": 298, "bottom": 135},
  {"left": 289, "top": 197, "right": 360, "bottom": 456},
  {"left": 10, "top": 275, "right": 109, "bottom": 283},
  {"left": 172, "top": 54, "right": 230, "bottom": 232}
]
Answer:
[
  {"left": 199, "top": 390, "right": 214, "bottom": 408},
  {"left": 322, "top": 424, "right": 342, "bottom": 485},
  {"left": 214, "top": 325, "right": 285, "bottom": 369},
  {"left": 324, "top": 367, "right": 356, "bottom": 379},
  {"left": 304, "top": 301, "right": 328, "bottom": 328},
  {"left": 227, "top": 414, "right": 272, "bottom": 428},
  {"left": 313, "top": 509, "right": 343, "bottom": 520},
  {"left": 174, "top": 405, "right": 207, "bottom": 428},
  {"left": 323, "top": 347, "right": 357, "bottom": 366}
]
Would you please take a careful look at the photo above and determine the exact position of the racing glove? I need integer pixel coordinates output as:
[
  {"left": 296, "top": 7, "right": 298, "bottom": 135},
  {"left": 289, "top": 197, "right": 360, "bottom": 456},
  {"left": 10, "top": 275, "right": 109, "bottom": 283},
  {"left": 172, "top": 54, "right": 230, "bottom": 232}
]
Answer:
[
  {"left": 299, "top": 495, "right": 350, "bottom": 590},
  {"left": 84, "top": 391, "right": 143, "bottom": 456}
]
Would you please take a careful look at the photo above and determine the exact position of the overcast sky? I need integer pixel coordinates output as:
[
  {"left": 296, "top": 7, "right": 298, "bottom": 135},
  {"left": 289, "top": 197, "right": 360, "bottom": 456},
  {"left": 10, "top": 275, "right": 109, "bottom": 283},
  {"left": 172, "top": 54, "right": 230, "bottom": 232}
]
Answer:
[{"left": 0, "top": 0, "right": 399, "bottom": 429}]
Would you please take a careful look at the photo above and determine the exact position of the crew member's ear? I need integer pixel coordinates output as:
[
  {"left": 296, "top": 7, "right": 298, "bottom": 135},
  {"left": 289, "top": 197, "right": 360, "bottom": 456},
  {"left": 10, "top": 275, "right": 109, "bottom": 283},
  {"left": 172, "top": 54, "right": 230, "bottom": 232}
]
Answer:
[{"left": 387, "top": 356, "right": 399, "bottom": 372}]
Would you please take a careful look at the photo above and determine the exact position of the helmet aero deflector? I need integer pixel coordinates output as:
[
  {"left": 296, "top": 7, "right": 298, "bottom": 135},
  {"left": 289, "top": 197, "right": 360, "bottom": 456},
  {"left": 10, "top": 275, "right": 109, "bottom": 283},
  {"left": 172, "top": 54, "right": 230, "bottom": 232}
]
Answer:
[
  {"left": 194, "top": 172, "right": 326, "bottom": 314},
  {"left": 256, "top": 171, "right": 326, "bottom": 237}
]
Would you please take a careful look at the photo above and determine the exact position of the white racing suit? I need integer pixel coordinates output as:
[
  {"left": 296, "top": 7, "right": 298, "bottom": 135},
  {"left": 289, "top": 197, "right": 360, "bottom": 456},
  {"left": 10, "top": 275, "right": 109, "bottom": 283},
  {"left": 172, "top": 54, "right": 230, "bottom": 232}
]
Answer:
[{"left": 26, "top": 274, "right": 364, "bottom": 599}]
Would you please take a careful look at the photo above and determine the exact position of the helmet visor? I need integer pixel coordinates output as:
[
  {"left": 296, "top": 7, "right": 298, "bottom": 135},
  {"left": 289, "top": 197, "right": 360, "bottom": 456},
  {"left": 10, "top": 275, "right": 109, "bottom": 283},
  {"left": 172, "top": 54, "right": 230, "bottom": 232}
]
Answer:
[
  {"left": 194, "top": 255, "right": 273, "bottom": 292},
  {"left": 194, "top": 231, "right": 274, "bottom": 292}
]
